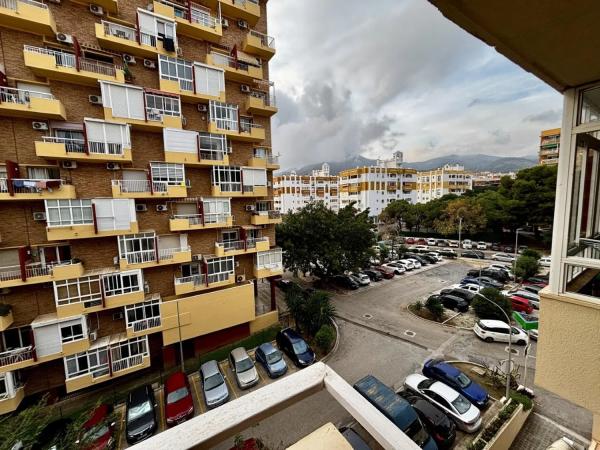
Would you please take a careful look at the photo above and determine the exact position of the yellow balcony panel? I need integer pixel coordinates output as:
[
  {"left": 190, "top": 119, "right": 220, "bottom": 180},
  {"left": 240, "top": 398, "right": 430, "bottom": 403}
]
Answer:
[
  {"left": 247, "top": 157, "right": 267, "bottom": 169},
  {"left": 0, "top": 261, "right": 84, "bottom": 289},
  {"left": 209, "top": 0, "right": 260, "bottom": 24},
  {"left": 94, "top": 23, "right": 177, "bottom": 59},
  {"left": 164, "top": 149, "right": 229, "bottom": 167},
  {"left": 104, "top": 290, "right": 146, "bottom": 309},
  {"left": 0, "top": 94, "right": 65, "bottom": 120},
  {"left": 243, "top": 32, "right": 275, "bottom": 60},
  {"left": 103, "top": 107, "right": 182, "bottom": 132},
  {"left": 0, "top": 310, "right": 13, "bottom": 332},
  {"left": 0, "top": 385, "right": 24, "bottom": 415},
  {"left": 205, "top": 53, "right": 263, "bottom": 83},
  {"left": 254, "top": 265, "right": 283, "bottom": 279},
  {"left": 0, "top": 0, "right": 56, "bottom": 35},
  {"left": 111, "top": 182, "right": 188, "bottom": 199},
  {"left": 174, "top": 273, "right": 236, "bottom": 296},
  {"left": 250, "top": 213, "right": 282, "bottom": 226},
  {"left": 210, "top": 185, "right": 268, "bottom": 198},
  {"left": 169, "top": 215, "right": 232, "bottom": 232},
  {"left": 162, "top": 282, "right": 255, "bottom": 345},
  {"left": 207, "top": 121, "right": 265, "bottom": 142},
  {"left": 46, "top": 222, "right": 139, "bottom": 242},
  {"left": 119, "top": 248, "right": 192, "bottom": 271},
  {"left": 245, "top": 95, "right": 277, "bottom": 117},
  {"left": 23, "top": 48, "right": 125, "bottom": 87},
  {"left": 35, "top": 141, "right": 133, "bottom": 163},
  {"left": 56, "top": 302, "right": 103, "bottom": 319},
  {"left": 35, "top": 337, "right": 91, "bottom": 364},
  {"left": 214, "top": 237, "right": 269, "bottom": 257},
  {"left": 159, "top": 78, "right": 225, "bottom": 104},
  {"left": 0, "top": 182, "right": 76, "bottom": 201},
  {"left": 153, "top": 1, "right": 222, "bottom": 43}
]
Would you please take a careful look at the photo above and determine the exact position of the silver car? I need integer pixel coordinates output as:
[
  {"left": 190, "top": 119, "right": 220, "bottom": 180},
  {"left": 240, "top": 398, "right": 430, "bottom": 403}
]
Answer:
[
  {"left": 229, "top": 347, "right": 259, "bottom": 390},
  {"left": 199, "top": 360, "right": 229, "bottom": 409}
]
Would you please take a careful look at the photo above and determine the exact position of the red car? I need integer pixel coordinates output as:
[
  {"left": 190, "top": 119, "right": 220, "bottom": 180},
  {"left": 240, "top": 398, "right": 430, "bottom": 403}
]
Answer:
[
  {"left": 373, "top": 266, "right": 395, "bottom": 279},
  {"left": 510, "top": 296, "right": 533, "bottom": 314},
  {"left": 164, "top": 371, "right": 194, "bottom": 427},
  {"left": 405, "top": 237, "right": 415, "bottom": 245},
  {"left": 81, "top": 404, "right": 115, "bottom": 450}
]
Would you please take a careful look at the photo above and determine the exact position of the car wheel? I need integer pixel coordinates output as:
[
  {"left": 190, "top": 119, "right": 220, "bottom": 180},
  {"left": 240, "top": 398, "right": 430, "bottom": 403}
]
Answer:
[
  {"left": 485, "top": 337, "right": 494, "bottom": 343},
  {"left": 517, "top": 339, "right": 526, "bottom": 346}
]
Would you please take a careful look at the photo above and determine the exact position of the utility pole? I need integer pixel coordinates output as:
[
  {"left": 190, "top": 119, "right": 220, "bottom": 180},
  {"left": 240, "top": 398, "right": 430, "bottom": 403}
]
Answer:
[
  {"left": 513, "top": 229, "right": 521, "bottom": 279},
  {"left": 458, "top": 217, "right": 463, "bottom": 252}
]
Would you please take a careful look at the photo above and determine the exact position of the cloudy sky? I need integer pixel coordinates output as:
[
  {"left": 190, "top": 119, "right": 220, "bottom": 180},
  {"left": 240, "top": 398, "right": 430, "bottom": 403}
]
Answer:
[{"left": 267, "top": 0, "right": 563, "bottom": 170}]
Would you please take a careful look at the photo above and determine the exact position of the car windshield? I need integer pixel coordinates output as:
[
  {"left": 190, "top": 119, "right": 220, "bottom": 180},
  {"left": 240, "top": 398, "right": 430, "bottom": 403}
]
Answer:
[
  {"left": 236, "top": 357, "right": 254, "bottom": 373},
  {"left": 166, "top": 387, "right": 189, "bottom": 404},
  {"left": 204, "top": 373, "right": 224, "bottom": 391},
  {"left": 417, "top": 379, "right": 435, "bottom": 390},
  {"left": 127, "top": 400, "right": 152, "bottom": 422},
  {"left": 83, "top": 424, "right": 109, "bottom": 442},
  {"left": 266, "top": 350, "right": 283, "bottom": 364},
  {"left": 511, "top": 327, "right": 521, "bottom": 334},
  {"left": 452, "top": 394, "right": 472, "bottom": 414},
  {"left": 405, "top": 417, "right": 429, "bottom": 447},
  {"left": 292, "top": 340, "right": 309, "bottom": 354},
  {"left": 456, "top": 372, "right": 472, "bottom": 388}
]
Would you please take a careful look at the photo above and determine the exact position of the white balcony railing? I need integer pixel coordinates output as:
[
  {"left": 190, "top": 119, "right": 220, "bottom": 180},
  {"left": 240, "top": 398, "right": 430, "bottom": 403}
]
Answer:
[
  {"left": 173, "top": 213, "right": 203, "bottom": 225},
  {"left": 215, "top": 182, "right": 242, "bottom": 193},
  {"left": 0, "top": 86, "right": 54, "bottom": 106},
  {"left": 130, "top": 316, "right": 161, "bottom": 333},
  {"left": 217, "top": 237, "right": 267, "bottom": 252},
  {"left": 0, "top": 0, "right": 48, "bottom": 11},
  {"left": 158, "top": 246, "right": 190, "bottom": 261},
  {"left": 112, "top": 179, "right": 169, "bottom": 193},
  {"left": 249, "top": 29, "right": 275, "bottom": 48},
  {"left": 24, "top": 45, "right": 120, "bottom": 77},
  {"left": 112, "top": 353, "right": 144, "bottom": 373},
  {"left": 0, "top": 346, "right": 34, "bottom": 368},
  {"left": 102, "top": 21, "right": 157, "bottom": 48},
  {"left": 124, "top": 249, "right": 156, "bottom": 265},
  {"left": 240, "top": 120, "right": 264, "bottom": 134},
  {"left": 210, "top": 51, "right": 260, "bottom": 73},
  {"left": 156, "top": 0, "right": 218, "bottom": 29},
  {"left": 175, "top": 273, "right": 206, "bottom": 286}
]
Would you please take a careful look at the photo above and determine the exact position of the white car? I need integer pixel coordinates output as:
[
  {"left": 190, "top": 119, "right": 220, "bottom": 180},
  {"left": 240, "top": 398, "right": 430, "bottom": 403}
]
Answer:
[
  {"left": 351, "top": 273, "right": 371, "bottom": 286},
  {"left": 540, "top": 256, "right": 552, "bottom": 267},
  {"left": 381, "top": 263, "right": 405, "bottom": 275},
  {"left": 426, "top": 238, "right": 437, "bottom": 246},
  {"left": 477, "top": 242, "right": 488, "bottom": 250},
  {"left": 448, "top": 240, "right": 459, "bottom": 248},
  {"left": 462, "top": 240, "right": 473, "bottom": 249},
  {"left": 473, "top": 320, "right": 529, "bottom": 345},
  {"left": 455, "top": 283, "right": 481, "bottom": 293},
  {"left": 412, "top": 245, "right": 429, "bottom": 251},
  {"left": 407, "top": 258, "right": 422, "bottom": 269},
  {"left": 427, "top": 252, "right": 443, "bottom": 262},
  {"left": 492, "top": 253, "right": 515, "bottom": 262},
  {"left": 396, "top": 259, "right": 415, "bottom": 270},
  {"left": 404, "top": 374, "right": 482, "bottom": 433}
]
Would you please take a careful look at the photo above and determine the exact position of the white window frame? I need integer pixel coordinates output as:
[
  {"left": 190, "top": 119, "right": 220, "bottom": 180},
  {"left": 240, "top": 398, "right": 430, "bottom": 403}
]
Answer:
[
  {"left": 125, "top": 298, "right": 161, "bottom": 330},
  {"left": 64, "top": 347, "right": 109, "bottom": 379},
  {"left": 257, "top": 249, "right": 282, "bottom": 270},
  {"left": 54, "top": 275, "right": 103, "bottom": 307},
  {"left": 145, "top": 92, "right": 181, "bottom": 120},
  {"left": 203, "top": 197, "right": 231, "bottom": 223},
  {"left": 206, "top": 256, "right": 234, "bottom": 283},
  {"left": 102, "top": 270, "right": 143, "bottom": 297},
  {"left": 110, "top": 335, "right": 148, "bottom": 364},
  {"left": 45, "top": 199, "right": 93, "bottom": 228},
  {"left": 209, "top": 101, "right": 238, "bottom": 131},
  {"left": 212, "top": 166, "right": 242, "bottom": 192},
  {"left": 60, "top": 319, "right": 86, "bottom": 344},
  {"left": 118, "top": 232, "right": 156, "bottom": 264},
  {"left": 150, "top": 162, "right": 185, "bottom": 185},
  {"left": 158, "top": 55, "right": 193, "bottom": 92}
]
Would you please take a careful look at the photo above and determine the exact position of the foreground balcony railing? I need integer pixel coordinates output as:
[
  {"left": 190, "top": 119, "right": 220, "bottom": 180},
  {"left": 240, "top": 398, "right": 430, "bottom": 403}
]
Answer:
[
  {"left": 122, "top": 246, "right": 190, "bottom": 265},
  {"left": 0, "top": 259, "right": 78, "bottom": 283},
  {"left": 112, "top": 353, "right": 145, "bottom": 373},
  {"left": 0, "top": 346, "right": 34, "bottom": 368},
  {"left": 24, "top": 45, "right": 119, "bottom": 77},
  {"left": 175, "top": 273, "right": 206, "bottom": 287},
  {"left": 0, "top": 0, "right": 47, "bottom": 10}
]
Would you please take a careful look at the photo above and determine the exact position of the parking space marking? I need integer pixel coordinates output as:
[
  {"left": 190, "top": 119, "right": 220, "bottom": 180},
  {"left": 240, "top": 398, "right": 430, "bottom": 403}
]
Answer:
[
  {"left": 156, "top": 388, "right": 166, "bottom": 432},
  {"left": 117, "top": 405, "right": 126, "bottom": 450}
]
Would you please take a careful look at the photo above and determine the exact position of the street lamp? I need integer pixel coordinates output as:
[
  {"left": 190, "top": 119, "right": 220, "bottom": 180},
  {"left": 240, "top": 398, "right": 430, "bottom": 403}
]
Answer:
[
  {"left": 458, "top": 217, "right": 463, "bottom": 252},
  {"left": 513, "top": 228, "right": 523, "bottom": 278},
  {"left": 476, "top": 292, "right": 513, "bottom": 401}
]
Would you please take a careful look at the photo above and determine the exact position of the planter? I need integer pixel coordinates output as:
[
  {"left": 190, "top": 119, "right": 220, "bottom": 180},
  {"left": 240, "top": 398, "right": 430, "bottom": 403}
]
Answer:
[{"left": 469, "top": 399, "right": 533, "bottom": 450}]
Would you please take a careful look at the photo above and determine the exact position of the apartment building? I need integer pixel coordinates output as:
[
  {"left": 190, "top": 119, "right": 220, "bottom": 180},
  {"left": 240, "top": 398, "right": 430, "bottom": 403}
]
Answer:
[
  {"left": 539, "top": 127, "right": 561, "bottom": 165},
  {"left": 273, "top": 163, "right": 339, "bottom": 213},
  {"left": 0, "top": 0, "right": 282, "bottom": 414},
  {"left": 430, "top": 1, "right": 600, "bottom": 446},
  {"left": 415, "top": 164, "right": 473, "bottom": 203},
  {"left": 471, "top": 171, "right": 516, "bottom": 189}
]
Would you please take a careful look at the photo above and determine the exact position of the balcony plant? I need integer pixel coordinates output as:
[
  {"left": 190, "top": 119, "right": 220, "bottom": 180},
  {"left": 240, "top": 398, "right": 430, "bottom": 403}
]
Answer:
[{"left": 0, "top": 303, "right": 12, "bottom": 317}]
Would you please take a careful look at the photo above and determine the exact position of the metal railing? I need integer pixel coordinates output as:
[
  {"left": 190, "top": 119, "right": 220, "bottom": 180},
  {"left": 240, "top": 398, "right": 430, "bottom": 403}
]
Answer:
[
  {"left": 24, "top": 45, "right": 120, "bottom": 77},
  {"left": 4, "top": 178, "right": 66, "bottom": 194},
  {"left": 112, "top": 179, "right": 169, "bottom": 193},
  {"left": 173, "top": 213, "right": 203, "bottom": 225},
  {"left": 123, "top": 249, "right": 155, "bottom": 265},
  {"left": 102, "top": 21, "right": 157, "bottom": 48},
  {"left": 175, "top": 273, "right": 206, "bottom": 286},
  {"left": 42, "top": 136, "right": 86, "bottom": 153},
  {"left": 0, "top": 0, "right": 48, "bottom": 11},
  {"left": 217, "top": 237, "right": 267, "bottom": 252},
  {"left": 249, "top": 29, "right": 275, "bottom": 48},
  {"left": 112, "top": 353, "right": 144, "bottom": 373},
  {"left": 240, "top": 120, "right": 264, "bottom": 134},
  {"left": 0, "top": 346, "right": 34, "bottom": 368},
  {"left": 158, "top": 246, "right": 190, "bottom": 261},
  {"left": 0, "top": 265, "right": 21, "bottom": 282},
  {"left": 131, "top": 316, "right": 161, "bottom": 333},
  {"left": 0, "top": 86, "right": 54, "bottom": 106},
  {"left": 215, "top": 182, "right": 242, "bottom": 192},
  {"left": 205, "top": 212, "right": 230, "bottom": 224},
  {"left": 250, "top": 90, "right": 276, "bottom": 107},
  {"left": 210, "top": 51, "right": 260, "bottom": 72},
  {"left": 88, "top": 141, "right": 124, "bottom": 155},
  {"left": 199, "top": 149, "right": 226, "bottom": 161},
  {"left": 207, "top": 272, "right": 231, "bottom": 284}
]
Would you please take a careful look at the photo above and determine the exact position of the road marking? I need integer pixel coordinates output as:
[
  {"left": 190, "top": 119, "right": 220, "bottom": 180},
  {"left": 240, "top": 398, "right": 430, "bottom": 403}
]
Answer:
[
  {"left": 256, "top": 365, "right": 266, "bottom": 384},
  {"left": 533, "top": 412, "right": 591, "bottom": 446},
  {"left": 190, "top": 374, "right": 205, "bottom": 414}
]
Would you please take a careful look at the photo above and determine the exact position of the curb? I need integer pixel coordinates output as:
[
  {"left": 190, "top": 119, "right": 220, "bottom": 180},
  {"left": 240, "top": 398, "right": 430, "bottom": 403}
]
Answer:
[
  {"left": 320, "top": 316, "right": 340, "bottom": 363},
  {"left": 404, "top": 304, "right": 474, "bottom": 331}
]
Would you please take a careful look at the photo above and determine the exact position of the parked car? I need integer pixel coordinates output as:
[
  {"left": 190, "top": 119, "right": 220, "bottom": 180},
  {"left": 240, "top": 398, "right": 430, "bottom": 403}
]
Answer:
[
  {"left": 530, "top": 329, "right": 538, "bottom": 341},
  {"left": 467, "top": 268, "right": 508, "bottom": 283},
  {"left": 373, "top": 266, "right": 395, "bottom": 279},
  {"left": 125, "top": 385, "right": 157, "bottom": 444},
  {"left": 416, "top": 238, "right": 428, "bottom": 245},
  {"left": 488, "top": 264, "right": 514, "bottom": 279},
  {"left": 403, "top": 395, "right": 456, "bottom": 450},
  {"left": 422, "top": 359, "right": 489, "bottom": 408},
  {"left": 522, "top": 284, "right": 544, "bottom": 295},
  {"left": 462, "top": 240, "right": 473, "bottom": 249},
  {"left": 448, "top": 240, "right": 459, "bottom": 248},
  {"left": 473, "top": 320, "right": 529, "bottom": 345},
  {"left": 427, "top": 252, "right": 443, "bottom": 262},
  {"left": 405, "top": 253, "right": 428, "bottom": 266},
  {"left": 476, "top": 242, "right": 487, "bottom": 250},
  {"left": 459, "top": 277, "right": 484, "bottom": 287},
  {"left": 426, "top": 238, "right": 438, "bottom": 246},
  {"left": 491, "top": 253, "right": 515, "bottom": 262},
  {"left": 350, "top": 273, "right": 371, "bottom": 286},
  {"left": 504, "top": 289, "right": 540, "bottom": 303},
  {"left": 333, "top": 275, "right": 359, "bottom": 290},
  {"left": 518, "top": 245, "right": 529, "bottom": 254},
  {"left": 456, "top": 283, "right": 481, "bottom": 293},
  {"left": 363, "top": 269, "right": 383, "bottom": 281},
  {"left": 339, "top": 426, "right": 372, "bottom": 450},
  {"left": 397, "top": 259, "right": 415, "bottom": 270},
  {"left": 477, "top": 276, "right": 504, "bottom": 289},
  {"left": 404, "top": 374, "right": 482, "bottom": 433},
  {"left": 255, "top": 342, "right": 288, "bottom": 378},
  {"left": 354, "top": 375, "right": 437, "bottom": 449},
  {"left": 80, "top": 404, "right": 116, "bottom": 450},
  {"left": 437, "top": 294, "right": 469, "bottom": 313},
  {"left": 490, "top": 243, "right": 502, "bottom": 251},
  {"left": 229, "top": 347, "right": 259, "bottom": 390},
  {"left": 539, "top": 256, "right": 552, "bottom": 267},
  {"left": 276, "top": 328, "right": 316, "bottom": 367},
  {"left": 405, "top": 237, "right": 416, "bottom": 245},
  {"left": 420, "top": 254, "right": 439, "bottom": 264},
  {"left": 439, "top": 248, "right": 458, "bottom": 258},
  {"left": 509, "top": 296, "right": 534, "bottom": 314},
  {"left": 382, "top": 262, "right": 406, "bottom": 275},
  {"left": 164, "top": 372, "right": 194, "bottom": 427},
  {"left": 525, "top": 275, "right": 549, "bottom": 285},
  {"left": 199, "top": 360, "right": 230, "bottom": 409},
  {"left": 461, "top": 251, "right": 484, "bottom": 259},
  {"left": 276, "top": 279, "right": 301, "bottom": 293},
  {"left": 437, "top": 240, "right": 449, "bottom": 247},
  {"left": 440, "top": 288, "right": 477, "bottom": 304}
]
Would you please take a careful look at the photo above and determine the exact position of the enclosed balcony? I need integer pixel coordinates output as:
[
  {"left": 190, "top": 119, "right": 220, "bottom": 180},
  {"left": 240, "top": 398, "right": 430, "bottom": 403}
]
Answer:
[
  {"left": 31, "top": 313, "right": 90, "bottom": 363},
  {"left": 206, "top": 51, "right": 263, "bottom": 83},
  {"left": 254, "top": 247, "right": 283, "bottom": 279},
  {"left": 23, "top": 45, "right": 125, "bottom": 87},
  {"left": 208, "top": 101, "right": 265, "bottom": 142},
  {"left": 153, "top": 0, "right": 222, "bottom": 42},
  {"left": 169, "top": 197, "right": 232, "bottom": 231},
  {"left": 0, "top": 345, "right": 35, "bottom": 372},
  {"left": 112, "top": 164, "right": 188, "bottom": 199},
  {"left": 0, "top": 0, "right": 56, "bottom": 36},
  {"left": 247, "top": 146, "right": 279, "bottom": 169},
  {"left": 0, "top": 85, "right": 65, "bottom": 120},
  {"left": 0, "top": 372, "right": 25, "bottom": 415},
  {"left": 158, "top": 55, "right": 225, "bottom": 103},
  {"left": 250, "top": 201, "right": 281, "bottom": 225},
  {"left": 174, "top": 255, "right": 236, "bottom": 295},
  {"left": 0, "top": 163, "right": 76, "bottom": 201},
  {"left": 125, "top": 294, "right": 163, "bottom": 338},
  {"left": 163, "top": 128, "right": 229, "bottom": 166},
  {"left": 117, "top": 232, "right": 191, "bottom": 270},
  {"left": 205, "top": 0, "right": 259, "bottom": 24},
  {"left": 243, "top": 29, "right": 275, "bottom": 60},
  {"left": 35, "top": 119, "right": 132, "bottom": 163},
  {"left": 211, "top": 166, "right": 268, "bottom": 197}
]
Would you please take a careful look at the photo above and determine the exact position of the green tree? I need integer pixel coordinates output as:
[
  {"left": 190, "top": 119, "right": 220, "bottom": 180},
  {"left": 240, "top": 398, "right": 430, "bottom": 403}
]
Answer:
[
  {"left": 515, "top": 255, "right": 540, "bottom": 280},
  {"left": 0, "top": 398, "right": 51, "bottom": 450},
  {"left": 315, "top": 324, "right": 336, "bottom": 352},
  {"left": 380, "top": 199, "right": 413, "bottom": 231},
  {"left": 284, "top": 288, "right": 335, "bottom": 337},
  {"left": 425, "top": 295, "right": 444, "bottom": 321},
  {"left": 434, "top": 197, "right": 487, "bottom": 235},
  {"left": 521, "top": 249, "right": 541, "bottom": 260},
  {"left": 284, "top": 284, "right": 305, "bottom": 330},
  {"left": 471, "top": 288, "right": 512, "bottom": 322}
]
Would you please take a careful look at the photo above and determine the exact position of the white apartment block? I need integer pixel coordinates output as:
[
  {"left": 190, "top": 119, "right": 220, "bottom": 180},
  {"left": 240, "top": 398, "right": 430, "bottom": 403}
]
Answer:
[
  {"left": 416, "top": 164, "right": 473, "bottom": 203},
  {"left": 274, "top": 164, "right": 339, "bottom": 213}
]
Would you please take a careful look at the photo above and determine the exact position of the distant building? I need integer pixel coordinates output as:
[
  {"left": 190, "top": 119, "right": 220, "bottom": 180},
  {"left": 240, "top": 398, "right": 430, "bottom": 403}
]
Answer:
[
  {"left": 416, "top": 164, "right": 473, "bottom": 203},
  {"left": 273, "top": 163, "right": 339, "bottom": 213},
  {"left": 539, "top": 128, "right": 561, "bottom": 165},
  {"left": 472, "top": 171, "right": 516, "bottom": 188}
]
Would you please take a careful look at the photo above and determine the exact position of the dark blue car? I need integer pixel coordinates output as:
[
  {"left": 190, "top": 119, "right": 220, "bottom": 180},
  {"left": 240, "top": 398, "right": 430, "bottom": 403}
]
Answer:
[{"left": 422, "top": 359, "right": 488, "bottom": 408}]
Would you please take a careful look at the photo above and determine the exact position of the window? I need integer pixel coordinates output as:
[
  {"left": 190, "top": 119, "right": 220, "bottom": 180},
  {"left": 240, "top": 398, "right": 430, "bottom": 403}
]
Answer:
[
  {"left": 181, "top": 262, "right": 201, "bottom": 278},
  {"left": 257, "top": 249, "right": 282, "bottom": 270},
  {"left": 145, "top": 93, "right": 181, "bottom": 120},
  {"left": 209, "top": 101, "right": 238, "bottom": 131},
  {"left": 119, "top": 232, "right": 156, "bottom": 264},
  {"left": 206, "top": 256, "right": 234, "bottom": 283},
  {"left": 158, "top": 55, "right": 193, "bottom": 91},
  {"left": 194, "top": 63, "right": 225, "bottom": 97},
  {"left": 54, "top": 275, "right": 102, "bottom": 307},
  {"left": 111, "top": 336, "right": 148, "bottom": 362},
  {"left": 85, "top": 119, "right": 130, "bottom": 155},
  {"left": 0, "top": 374, "right": 7, "bottom": 398},
  {"left": 203, "top": 198, "right": 230, "bottom": 223},
  {"left": 103, "top": 270, "right": 142, "bottom": 297},
  {"left": 45, "top": 200, "right": 93, "bottom": 227},
  {"left": 212, "top": 166, "right": 242, "bottom": 192},
  {"left": 199, "top": 133, "right": 228, "bottom": 160},
  {"left": 100, "top": 82, "right": 145, "bottom": 120},
  {"left": 60, "top": 322, "right": 84, "bottom": 343},
  {"left": 64, "top": 347, "right": 109, "bottom": 379},
  {"left": 125, "top": 299, "right": 160, "bottom": 328},
  {"left": 150, "top": 162, "right": 185, "bottom": 185}
]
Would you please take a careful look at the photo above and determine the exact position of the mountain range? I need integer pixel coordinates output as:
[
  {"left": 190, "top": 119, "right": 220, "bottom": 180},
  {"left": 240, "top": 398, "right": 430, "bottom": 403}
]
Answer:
[{"left": 280, "top": 154, "right": 538, "bottom": 175}]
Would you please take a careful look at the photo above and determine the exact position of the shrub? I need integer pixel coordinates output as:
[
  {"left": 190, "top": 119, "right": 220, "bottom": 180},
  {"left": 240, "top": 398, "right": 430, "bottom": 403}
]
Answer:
[
  {"left": 302, "top": 290, "right": 335, "bottom": 336},
  {"left": 510, "top": 391, "right": 533, "bottom": 411},
  {"left": 521, "top": 249, "right": 541, "bottom": 260},
  {"left": 471, "top": 288, "right": 512, "bottom": 322},
  {"left": 425, "top": 296, "right": 444, "bottom": 321},
  {"left": 0, "top": 303, "right": 12, "bottom": 317},
  {"left": 413, "top": 300, "right": 423, "bottom": 311},
  {"left": 467, "top": 440, "right": 486, "bottom": 450},
  {"left": 315, "top": 324, "right": 336, "bottom": 352},
  {"left": 515, "top": 255, "right": 540, "bottom": 281}
]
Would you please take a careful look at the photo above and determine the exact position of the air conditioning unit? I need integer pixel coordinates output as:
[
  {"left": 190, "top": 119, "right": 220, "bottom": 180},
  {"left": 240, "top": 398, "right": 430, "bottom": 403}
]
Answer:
[
  {"left": 89, "top": 330, "right": 98, "bottom": 341},
  {"left": 245, "top": 205, "right": 255, "bottom": 212},
  {"left": 234, "top": 260, "right": 240, "bottom": 268},
  {"left": 33, "top": 212, "right": 46, "bottom": 221},
  {"left": 123, "top": 54, "right": 136, "bottom": 65},
  {"left": 156, "top": 204, "right": 168, "bottom": 212},
  {"left": 221, "top": 18, "right": 229, "bottom": 28},
  {"left": 135, "top": 203, "right": 148, "bottom": 212},
  {"left": 143, "top": 59, "right": 156, "bottom": 69},
  {"left": 240, "top": 84, "right": 251, "bottom": 93},
  {"left": 267, "top": 181, "right": 272, "bottom": 187},
  {"left": 32, "top": 121, "right": 48, "bottom": 131},
  {"left": 88, "top": 95, "right": 102, "bottom": 105},
  {"left": 106, "top": 162, "right": 120, "bottom": 170},
  {"left": 62, "top": 160, "right": 77, "bottom": 169},
  {"left": 191, "top": 254, "right": 202, "bottom": 262},
  {"left": 236, "top": 274, "right": 246, "bottom": 283},
  {"left": 112, "top": 311, "right": 124, "bottom": 320},
  {"left": 237, "top": 19, "right": 248, "bottom": 29},
  {"left": 56, "top": 33, "right": 74, "bottom": 45},
  {"left": 89, "top": 4, "right": 104, "bottom": 15},
  {"left": 197, "top": 104, "right": 208, "bottom": 113}
]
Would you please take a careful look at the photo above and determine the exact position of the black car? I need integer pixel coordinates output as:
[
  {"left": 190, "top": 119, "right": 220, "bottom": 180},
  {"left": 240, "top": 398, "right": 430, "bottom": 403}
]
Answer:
[
  {"left": 276, "top": 328, "right": 316, "bottom": 367},
  {"left": 502, "top": 245, "right": 514, "bottom": 253},
  {"left": 363, "top": 269, "right": 383, "bottom": 281},
  {"left": 477, "top": 276, "right": 504, "bottom": 289},
  {"left": 126, "top": 384, "right": 158, "bottom": 444},
  {"left": 32, "top": 418, "right": 73, "bottom": 450},
  {"left": 461, "top": 251, "right": 484, "bottom": 259},
  {"left": 404, "top": 395, "right": 456, "bottom": 450},
  {"left": 333, "top": 275, "right": 359, "bottom": 290},
  {"left": 275, "top": 279, "right": 301, "bottom": 292},
  {"left": 404, "top": 253, "right": 429, "bottom": 266},
  {"left": 437, "top": 240, "right": 449, "bottom": 247},
  {"left": 440, "top": 288, "right": 476, "bottom": 304},
  {"left": 467, "top": 269, "right": 508, "bottom": 283},
  {"left": 434, "top": 294, "right": 468, "bottom": 312},
  {"left": 490, "top": 243, "right": 502, "bottom": 251},
  {"left": 419, "top": 254, "right": 438, "bottom": 264},
  {"left": 438, "top": 250, "right": 457, "bottom": 258}
]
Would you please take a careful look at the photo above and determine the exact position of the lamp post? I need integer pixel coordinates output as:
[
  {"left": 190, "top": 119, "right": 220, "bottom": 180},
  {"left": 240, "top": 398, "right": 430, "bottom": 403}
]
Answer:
[
  {"left": 458, "top": 217, "right": 463, "bottom": 253},
  {"left": 176, "top": 300, "right": 185, "bottom": 372},
  {"left": 513, "top": 228, "right": 523, "bottom": 279},
  {"left": 477, "top": 292, "right": 513, "bottom": 401}
]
